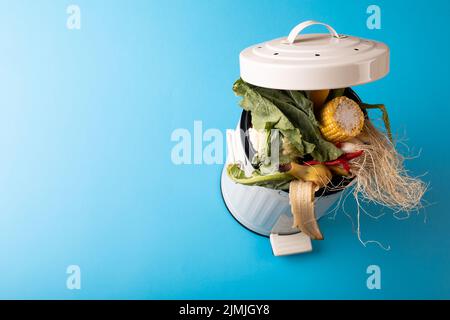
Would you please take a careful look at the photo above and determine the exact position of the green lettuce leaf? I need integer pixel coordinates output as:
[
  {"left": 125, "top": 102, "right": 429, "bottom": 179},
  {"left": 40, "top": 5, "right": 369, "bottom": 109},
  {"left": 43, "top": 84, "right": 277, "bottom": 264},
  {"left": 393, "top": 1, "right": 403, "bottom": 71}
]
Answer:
[
  {"left": 233, "top": 79, "right": 342, "bottom": 162},
  {"left": 227, "top": 164, "right": 292, "bottom": 190}
]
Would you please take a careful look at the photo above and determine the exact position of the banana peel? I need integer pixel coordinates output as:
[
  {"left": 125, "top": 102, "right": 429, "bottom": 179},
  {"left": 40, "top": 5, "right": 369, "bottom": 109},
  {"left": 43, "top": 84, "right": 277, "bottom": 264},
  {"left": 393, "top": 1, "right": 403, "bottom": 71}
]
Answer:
[
  {"left": 309, "top": 89, "right": 330, "bottom": 109},
  {"left": 282, "top": 162, "right": 332, "bottom": 189},
  {"left": 328, "top": 165, "right": 350, "bottom": 177},
  {"left": 280, "top": 162, "right": 331, "bottom": 239},
  {"left": 289, "top": 180, "right": 324, "bottom": 240}
]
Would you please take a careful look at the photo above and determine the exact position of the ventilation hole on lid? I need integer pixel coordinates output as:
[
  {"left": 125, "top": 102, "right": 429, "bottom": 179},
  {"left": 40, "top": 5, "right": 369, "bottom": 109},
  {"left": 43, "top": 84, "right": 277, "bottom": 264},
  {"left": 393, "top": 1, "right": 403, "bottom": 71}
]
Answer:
[
  {"left": 315, "top": 53, "right": 320, "bottom": 56},
  {"left": 257, "top": 46, "right": 262, "bottom": 49},
  {"left": 354, "top": 48, "right": 359, "bottom": 51},
  {"left": 273, "top": 52, "right": 279, "bottom": 55}
]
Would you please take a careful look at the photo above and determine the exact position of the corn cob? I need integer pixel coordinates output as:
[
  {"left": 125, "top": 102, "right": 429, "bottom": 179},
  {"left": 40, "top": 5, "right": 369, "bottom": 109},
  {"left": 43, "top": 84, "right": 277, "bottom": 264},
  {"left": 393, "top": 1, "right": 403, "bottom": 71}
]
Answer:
[{"left": 319, "top": 96, "right": 365, "bottom": 143}]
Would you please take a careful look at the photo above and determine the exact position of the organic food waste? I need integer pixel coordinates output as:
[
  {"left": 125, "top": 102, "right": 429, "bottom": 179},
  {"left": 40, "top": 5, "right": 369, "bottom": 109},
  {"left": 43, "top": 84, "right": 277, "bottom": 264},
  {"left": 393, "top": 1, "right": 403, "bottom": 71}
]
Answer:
[{"left": 227, "top": 79, "right": 427, "bottom": 245}]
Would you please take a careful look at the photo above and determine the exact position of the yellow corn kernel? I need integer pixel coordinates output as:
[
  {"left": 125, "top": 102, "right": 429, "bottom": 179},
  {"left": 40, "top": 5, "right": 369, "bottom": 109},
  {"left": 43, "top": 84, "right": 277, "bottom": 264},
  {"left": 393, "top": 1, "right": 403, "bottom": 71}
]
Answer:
[{"left": 319, "top": 96, "right": 364, "bottom": 143}]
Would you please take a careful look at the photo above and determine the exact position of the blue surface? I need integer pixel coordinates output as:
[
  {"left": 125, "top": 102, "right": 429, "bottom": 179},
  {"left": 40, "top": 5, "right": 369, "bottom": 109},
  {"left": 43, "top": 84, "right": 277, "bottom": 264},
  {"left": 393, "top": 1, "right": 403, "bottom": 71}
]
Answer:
[{"left": 0, "top": 0, "right": 449, "bottom": 299}]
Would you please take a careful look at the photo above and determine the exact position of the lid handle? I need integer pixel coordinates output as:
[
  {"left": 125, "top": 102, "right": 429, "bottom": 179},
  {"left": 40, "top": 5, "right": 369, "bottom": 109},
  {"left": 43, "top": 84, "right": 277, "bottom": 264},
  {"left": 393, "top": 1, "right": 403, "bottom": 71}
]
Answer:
[{"left": 286, "top": 20, "right": 340, "bottom": 45}]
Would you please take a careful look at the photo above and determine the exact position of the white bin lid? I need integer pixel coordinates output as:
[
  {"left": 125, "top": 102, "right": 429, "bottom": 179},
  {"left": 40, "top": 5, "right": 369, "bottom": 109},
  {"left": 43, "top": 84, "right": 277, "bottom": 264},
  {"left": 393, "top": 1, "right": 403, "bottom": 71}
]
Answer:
[{"left": 240, "top": 20, "right": 389, "bottom": 90}]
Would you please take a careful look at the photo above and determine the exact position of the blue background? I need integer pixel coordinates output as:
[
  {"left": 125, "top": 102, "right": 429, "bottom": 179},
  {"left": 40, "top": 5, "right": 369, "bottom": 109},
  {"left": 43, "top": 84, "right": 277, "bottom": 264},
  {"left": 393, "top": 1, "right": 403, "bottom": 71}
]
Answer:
[{"left": 0, "top": 0, "right": 449, "bottom": 299}]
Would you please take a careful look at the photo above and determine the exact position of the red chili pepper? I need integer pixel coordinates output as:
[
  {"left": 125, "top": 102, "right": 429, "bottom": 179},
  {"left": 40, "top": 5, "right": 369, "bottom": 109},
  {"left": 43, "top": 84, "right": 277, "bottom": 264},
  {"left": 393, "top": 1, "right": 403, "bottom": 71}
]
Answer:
[
  {"left": 303, "top": 160, "right": 321, "bottom": 166},
  {"left": 324, "top": 159, "right": 350, "bottom": 171},
  {"left": 342, "top": 150, "right": 364, "bottom": 161},
  {"left": 342, "top": 160, "right": 351, "bottom": 172},
  {"left": 302, "top": 150, "right": 363, "bottom": 172},
  {"left": 323, "top": 160, "right": 340, "bottom": 166}
]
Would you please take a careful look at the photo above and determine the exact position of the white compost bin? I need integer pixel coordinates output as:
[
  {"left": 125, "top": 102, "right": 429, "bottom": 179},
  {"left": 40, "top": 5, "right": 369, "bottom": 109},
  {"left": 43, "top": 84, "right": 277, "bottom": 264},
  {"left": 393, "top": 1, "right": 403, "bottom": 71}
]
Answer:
[{"left": 221, "top": 20, "right": 389, "bottom": 256}]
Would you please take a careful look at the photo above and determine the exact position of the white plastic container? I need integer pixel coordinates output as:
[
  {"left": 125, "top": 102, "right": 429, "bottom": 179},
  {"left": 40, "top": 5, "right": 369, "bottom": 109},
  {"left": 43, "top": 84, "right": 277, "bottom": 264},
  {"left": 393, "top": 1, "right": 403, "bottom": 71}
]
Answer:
[{"left": 221, "top": 20, "right": 389, "bottom": 256}]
